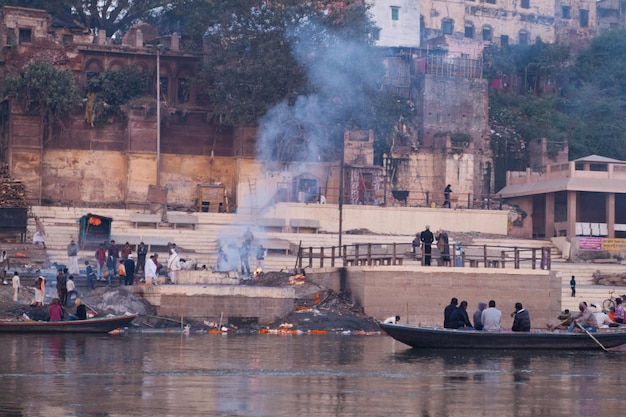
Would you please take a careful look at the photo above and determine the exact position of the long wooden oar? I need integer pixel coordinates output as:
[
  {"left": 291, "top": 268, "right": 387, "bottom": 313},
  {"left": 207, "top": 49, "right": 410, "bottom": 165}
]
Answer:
[
  {"left": 547, "top": 318, "right": 570, "bottom": 331},
  {"left": 577, "top": 322, "right": 608, "bottom": 352}
]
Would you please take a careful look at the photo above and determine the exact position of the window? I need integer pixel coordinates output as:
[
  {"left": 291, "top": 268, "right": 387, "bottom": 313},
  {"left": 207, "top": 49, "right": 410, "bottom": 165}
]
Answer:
[
  {"left": 486, "top": 0, "right": 496, "bottom": 4},
  {"left": 177, "top": 78, "right": 190, "bottom": 103},
  {"left": 6, "top": 28, "right": 15, "bottom": 45},
  {"left": 63, "top": 34, "right": 73, "bottom": 44},
  {"left": 521, "top": 0, "right": 530, "bottom": 8},
  {"left": 482, "top": 26, "right": 492, "bottom": 41},
  {"left": 18, "top": 28, "right": 32, "bottom": 43},
  {"left": 464, "top": 24, "right": 474, "bottom": 38},
  {"left": 519, "top": 30, "right": 529, "bottom": 45},
  {"left": 580, "top": 9, "right": 589, "bottom": 27},
  {"left": 562, "top": 6, "right": 571, "bottom": 19},
  {"left": 442, "top": 19, "right": 453, "bottom": 35},
  {"left": 501, "top": 35, "right": 509, "bottom": 47},
  {"left": 391, "top": 7, "right": 399, "bottom": 21},
  {"left": 159, "top": 76, "right": 169, "bottom": 100}
]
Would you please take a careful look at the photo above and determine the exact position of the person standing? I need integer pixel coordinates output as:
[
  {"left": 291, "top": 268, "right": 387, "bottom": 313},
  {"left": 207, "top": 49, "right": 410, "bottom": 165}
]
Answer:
[
  {"left": 436, "top": 229, "right": 450, "bottom": 266},
  {"left": 481, "top": 300, "right": 502, "bottom": 331},
  {"left": 136, "top": 242, "right": 147, "bottom": 277},
  {"left": 239, "top": 243, "right": 251, "bottom": 277},
  {"left": 144, "top": 255, "right": 157, "bottom": 285},
  {"left": 124, "top": 255, "right": 136, "bottom": 285},
  {"left": 107, "top": 240, "right": 119, "bottom": 281},
  {"left": 85, "top": 261, "right": 95, "bottom": 289},
  {"left": 67, "top": 239, "right": 80, "bottom": 275},
  {"left": 11, "top": 271, "right": 20, "bottom": 302},
  {"left": 615, "top": 298, "right": 625, "bottom": 324},
  {"left": 34, "top": 276, "right": 46, "bottom": 307},
  {"left": 511, "top": 302, "right": 531, "bottom": 332},
  {"left": 167, "top": 248, "right": 181, "bottom": 284},
  {"left": 1, "top": 250, "right": 9, "bottom": 284},
  {"left": 570, "top": 276, "right": 576, "bottom": 297},
  {"left": 419, "top": 225, "right": 435, "bottom": 266},
  {"left": 443, "top": 297, "right": 458, "bottom": 329},
  {"left": 443, "top": 184, "right": 452, "bottom": 208},
  {"left": 95, "top": 243, "right": 107, "bottom": 281},
  {"left": 121, "top": 242, "right": 132, "bottom": 260},
  {"left": 66, "top": 276, "right": 79, "bottom": 305},
  {"left": 56, "top": 269, "right": 68, "bottom": 307},
  {"left": 33, "top": 216, "right": 46, "bottom": 248}
]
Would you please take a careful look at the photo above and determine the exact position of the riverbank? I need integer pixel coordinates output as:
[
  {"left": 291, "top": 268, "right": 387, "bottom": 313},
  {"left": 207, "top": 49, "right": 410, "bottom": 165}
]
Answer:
[{"left": 0, "top": 271, "right": 381, "bottom": 333}]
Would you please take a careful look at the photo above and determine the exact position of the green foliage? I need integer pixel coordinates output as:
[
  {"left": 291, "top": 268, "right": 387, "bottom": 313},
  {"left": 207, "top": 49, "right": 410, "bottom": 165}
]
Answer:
[
  {"left": 4, "top": 61, "right": 76, "bottom": 127},
  {"left": 86, "top": 67, "right": 151, "bottom": 125}
]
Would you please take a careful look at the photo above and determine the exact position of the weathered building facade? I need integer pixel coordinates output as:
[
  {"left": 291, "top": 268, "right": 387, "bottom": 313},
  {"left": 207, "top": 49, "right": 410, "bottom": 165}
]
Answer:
[
  {"left": 0, "top": 5, "right": 494, "bottom": 214},
  {"left": 418, "top": 0, "right": 596, "bottom": 47}
]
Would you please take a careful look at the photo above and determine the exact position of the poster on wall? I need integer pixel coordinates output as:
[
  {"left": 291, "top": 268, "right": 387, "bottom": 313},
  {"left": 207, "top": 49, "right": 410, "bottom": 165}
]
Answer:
[
  {"left": 602, "top": 239, "right": 626, "bottom": 252},
  {"left": 578, "top": 237, "right": 602, "bottom": 250}
]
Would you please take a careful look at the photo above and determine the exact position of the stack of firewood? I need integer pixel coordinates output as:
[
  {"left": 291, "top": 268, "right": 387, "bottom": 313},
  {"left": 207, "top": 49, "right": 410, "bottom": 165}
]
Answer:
[{"left": 0, "top": 163, "right": 28, "bottom": 207}]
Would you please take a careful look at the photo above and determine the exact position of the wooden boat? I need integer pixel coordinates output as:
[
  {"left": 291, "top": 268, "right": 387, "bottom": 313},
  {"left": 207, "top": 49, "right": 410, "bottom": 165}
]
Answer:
[
  {"left": 379, "top": 322, "right": 626, "bottom": 350},
  {"left": 0, "top": 314, "right": 137, "bottom": 334}
]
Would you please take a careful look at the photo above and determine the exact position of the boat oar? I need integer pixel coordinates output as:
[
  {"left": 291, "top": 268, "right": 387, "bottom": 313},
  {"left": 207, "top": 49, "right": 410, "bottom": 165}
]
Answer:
[
  {"left": 548, "top": 318, "right": 570, "bottom": 331},
  {"left": 577, "top": 322, "right": 608, "bottom": 352}
]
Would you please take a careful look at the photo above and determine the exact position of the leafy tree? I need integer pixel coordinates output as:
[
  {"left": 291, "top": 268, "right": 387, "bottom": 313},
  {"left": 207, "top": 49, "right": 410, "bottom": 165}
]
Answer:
[
  {"left": 86, "top": 66, "right": 151, "bottom": 125},
  {"left": 0, "top": 0, "right": 165, "bottom": 37},
  {"left": 3, "top": 61, "right": 76, "bottom": 139}
]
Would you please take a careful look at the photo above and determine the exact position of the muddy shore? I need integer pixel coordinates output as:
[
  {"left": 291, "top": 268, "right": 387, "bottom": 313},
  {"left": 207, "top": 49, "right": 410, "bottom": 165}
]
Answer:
[{"left": 0, "top": 271, "right": 381, "bottom": 333}]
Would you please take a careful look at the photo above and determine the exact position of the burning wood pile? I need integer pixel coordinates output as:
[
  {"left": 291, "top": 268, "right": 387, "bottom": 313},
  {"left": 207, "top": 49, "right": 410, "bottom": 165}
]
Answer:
[{"left": 0, "top": 164, "right": 28, "bottom": 207}]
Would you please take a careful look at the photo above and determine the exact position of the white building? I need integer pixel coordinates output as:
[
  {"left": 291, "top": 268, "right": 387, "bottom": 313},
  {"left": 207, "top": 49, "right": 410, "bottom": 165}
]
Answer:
[{"left": 369, "top": 0, "right": 420, "bottom": 48}]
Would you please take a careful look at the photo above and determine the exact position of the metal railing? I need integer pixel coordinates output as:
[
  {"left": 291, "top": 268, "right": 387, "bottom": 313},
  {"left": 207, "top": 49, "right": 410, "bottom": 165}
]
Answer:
[{"left": 296, "top": 243, "right": 552, "bottom": 270}]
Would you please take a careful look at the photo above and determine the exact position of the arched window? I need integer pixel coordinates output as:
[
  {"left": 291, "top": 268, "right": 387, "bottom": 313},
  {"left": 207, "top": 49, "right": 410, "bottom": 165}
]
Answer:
[
  {"left": 464, "top": 23, "right": 474, "bottom": 38},
  {"left": 518, "top": 30, "right": 529, "bottom": 45},
  {"left": 482, "top": 25, "right": 493, "bottom": 41}
]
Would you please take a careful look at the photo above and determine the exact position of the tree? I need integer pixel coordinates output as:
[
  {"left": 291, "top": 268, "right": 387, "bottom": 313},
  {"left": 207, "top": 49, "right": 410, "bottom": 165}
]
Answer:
[
  {"left": 0, "top": 0, "right": 165, "bottom": 37},
  {"left": 3, "top": 61, "right": 76, "bottom": 140}
]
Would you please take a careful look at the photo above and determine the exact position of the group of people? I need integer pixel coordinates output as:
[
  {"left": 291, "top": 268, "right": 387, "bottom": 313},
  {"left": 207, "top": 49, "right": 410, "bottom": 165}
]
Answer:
[
  {"left": 412, "top": 226, "right": 454, "bottom": 267},
  {"left": 443, "top": 297, "right": 531, "bottom": 332},
  {"left": 91, "top": 240, "right": 181, "bottom": 286},
  {"left": 48, "top": 297, "right": 87, "bottom": 322},
  {"left": 559, "top": 298, "right": 625, "bottom": 332}
]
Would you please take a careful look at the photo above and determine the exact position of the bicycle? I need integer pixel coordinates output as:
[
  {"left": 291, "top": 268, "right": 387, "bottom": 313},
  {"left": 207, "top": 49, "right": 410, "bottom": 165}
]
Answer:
[{"left": 602, "top": 289, "right": 626, "bottom": 311}]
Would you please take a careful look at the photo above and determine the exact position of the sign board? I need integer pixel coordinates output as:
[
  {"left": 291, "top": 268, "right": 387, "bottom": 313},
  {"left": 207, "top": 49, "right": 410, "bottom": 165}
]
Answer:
[
  {"left": 602, "top": 238, "right": 626, "bottom": 252},
  {"left": 578, "top": 237, "right": 602, "bottom": 251}
]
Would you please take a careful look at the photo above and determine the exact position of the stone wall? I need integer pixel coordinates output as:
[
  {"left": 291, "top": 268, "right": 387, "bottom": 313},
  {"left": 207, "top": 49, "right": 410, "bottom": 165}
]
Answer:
[
  {"left": 133, "top": 285, "right": 295, "bottom": 324},
  {"left": 307, "top": 266, "right": 560, "bottom": 329}
]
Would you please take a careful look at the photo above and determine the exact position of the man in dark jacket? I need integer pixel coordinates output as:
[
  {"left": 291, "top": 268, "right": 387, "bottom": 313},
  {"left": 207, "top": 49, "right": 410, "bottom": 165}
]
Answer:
[
  {"left": 512, "top": 302, "right": 531, "bottom": 332},
  {"left": 419, "top": 225, "right": 435, "bottom": 266},
  {"left": 444, "top": 297, "right": 458, "bottom": 328},
  {"left": 449, "top": 300, "right": 473, "bottom": 329}
]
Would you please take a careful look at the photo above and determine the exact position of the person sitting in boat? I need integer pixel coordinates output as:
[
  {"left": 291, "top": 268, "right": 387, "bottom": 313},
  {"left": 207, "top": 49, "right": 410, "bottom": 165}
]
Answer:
[
  {"left": 443, "top": 297, "right": 458, "bottom": 329},
  {"left": 614, "top": 298, "right": 625, "bottom": 324},
  {"left": 69, "top": 298, "right": 87, "bottom": 321},
  {"left": 590, "top": 303, "right": 616, "bottom": 328},
  {"left": 473, "top": 301, "right": 487, "bottom": 331},
  {"left": 383, "top": 315, "right": 400, "bottom": 324},
  {"left": 567, "top": 302, "right": 598, "bottom": 332},
  {"left": 511, "top": 302, "right": 531, "bottom": 332},
  {"left": 449, "top": 301, "right": 473, "bottom": 329},
  {"left": 48, "top": 298, "right": 64, "bottom": 322},
  {"left": 481, "top": 300, "right": 502, "bottom": 331}
]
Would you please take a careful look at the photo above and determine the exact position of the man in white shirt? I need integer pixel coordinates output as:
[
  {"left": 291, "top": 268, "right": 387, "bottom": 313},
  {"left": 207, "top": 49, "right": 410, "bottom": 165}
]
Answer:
[
  {"left": 481, "top": 300, "right": 502, "bottom": 331},
  {"left": 144, "top": 254, "right": 158, "bottom": 285},
  {"left": 167, "top": 248, "right": 181, "bottom": 284}
]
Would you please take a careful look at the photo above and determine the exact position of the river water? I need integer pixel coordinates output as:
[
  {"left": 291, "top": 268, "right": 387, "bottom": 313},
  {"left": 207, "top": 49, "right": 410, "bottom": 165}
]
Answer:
[{"left": 0, "top": 332, "right": 624, "bottom": 417}]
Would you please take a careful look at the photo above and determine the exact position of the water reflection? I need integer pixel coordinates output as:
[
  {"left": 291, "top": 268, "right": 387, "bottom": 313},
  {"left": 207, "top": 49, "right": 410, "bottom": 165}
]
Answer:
[{"left": 1, "top": 334, "right": 625, "bottom": 416}]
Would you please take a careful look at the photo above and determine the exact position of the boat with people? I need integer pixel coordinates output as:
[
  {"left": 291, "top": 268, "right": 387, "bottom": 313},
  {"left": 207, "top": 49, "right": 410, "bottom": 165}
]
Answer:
[
  {"left": 379, "top": 322, "right": 626, "bottom": 350},
  {"left": 0, "top": 314, "right": 137, "bottom": 334}
]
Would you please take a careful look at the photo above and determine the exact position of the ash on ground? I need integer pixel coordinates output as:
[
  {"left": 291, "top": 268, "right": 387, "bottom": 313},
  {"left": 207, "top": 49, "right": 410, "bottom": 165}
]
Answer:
[{"left": 243, "top": 271, "right": 381, "bottom": 332}]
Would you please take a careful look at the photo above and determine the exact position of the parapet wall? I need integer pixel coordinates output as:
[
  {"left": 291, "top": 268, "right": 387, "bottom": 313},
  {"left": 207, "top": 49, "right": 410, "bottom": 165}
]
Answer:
[{"left": 308, "top": 266, "right": 560, "bottom": 329}]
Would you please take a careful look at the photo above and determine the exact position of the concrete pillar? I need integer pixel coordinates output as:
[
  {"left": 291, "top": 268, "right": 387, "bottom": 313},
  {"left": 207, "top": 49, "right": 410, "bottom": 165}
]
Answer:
[
  {"left": 545, "top": 192, "right": 555, "bottom": 238},
  {"left": 567, "top": 190, "right": 577, "bottom": 237},
  {"left": 171, "top": 33, "right": 179, "bottom": 51},
  {"left": 607, "top": 192, "right": 615, "bottom": 238}
]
